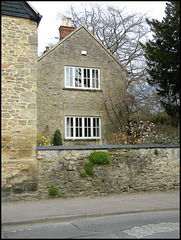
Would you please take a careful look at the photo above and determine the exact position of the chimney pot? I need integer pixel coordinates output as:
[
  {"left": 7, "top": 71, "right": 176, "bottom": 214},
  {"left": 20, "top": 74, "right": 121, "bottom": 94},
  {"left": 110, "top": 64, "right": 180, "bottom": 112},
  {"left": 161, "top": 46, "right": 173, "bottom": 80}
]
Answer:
[
  {"left": 67, "top": 17, "right": 71, "bottom": 27},
  {"left": 62, "top": 18, "right": 66, "bottom": 26}
]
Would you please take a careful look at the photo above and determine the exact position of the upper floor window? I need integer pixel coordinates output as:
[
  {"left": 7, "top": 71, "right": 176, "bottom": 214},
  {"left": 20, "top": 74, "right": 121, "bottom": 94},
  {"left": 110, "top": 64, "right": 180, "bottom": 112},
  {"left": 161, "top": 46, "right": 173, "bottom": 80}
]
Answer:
[{"left": 65, "top": 66, "right": 100, "bottom": 90}]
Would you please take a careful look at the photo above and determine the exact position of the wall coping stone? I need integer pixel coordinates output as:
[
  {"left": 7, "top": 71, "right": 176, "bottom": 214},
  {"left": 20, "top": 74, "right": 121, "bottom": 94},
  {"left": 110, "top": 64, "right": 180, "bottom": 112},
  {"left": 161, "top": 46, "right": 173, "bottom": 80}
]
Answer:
[{"left": 37, "top": 144, "right": 180, "bottom": 151}]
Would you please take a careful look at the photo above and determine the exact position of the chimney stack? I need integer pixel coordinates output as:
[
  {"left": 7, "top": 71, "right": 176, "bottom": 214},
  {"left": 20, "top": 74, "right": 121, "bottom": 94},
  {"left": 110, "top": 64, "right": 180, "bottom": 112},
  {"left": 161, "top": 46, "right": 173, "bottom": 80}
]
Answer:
[
  {"left": 43, "top": 46, "right": 50, "bottom": 54},
  {"left": 59, "top": 17, "right": 75, "bottom": 41}
]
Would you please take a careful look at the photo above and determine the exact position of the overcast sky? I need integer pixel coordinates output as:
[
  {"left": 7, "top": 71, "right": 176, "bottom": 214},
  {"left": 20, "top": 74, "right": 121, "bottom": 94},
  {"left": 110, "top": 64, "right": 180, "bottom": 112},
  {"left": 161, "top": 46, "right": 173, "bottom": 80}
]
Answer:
[{"left": 28, "top": 1, "right": 167, "bottom": 56}]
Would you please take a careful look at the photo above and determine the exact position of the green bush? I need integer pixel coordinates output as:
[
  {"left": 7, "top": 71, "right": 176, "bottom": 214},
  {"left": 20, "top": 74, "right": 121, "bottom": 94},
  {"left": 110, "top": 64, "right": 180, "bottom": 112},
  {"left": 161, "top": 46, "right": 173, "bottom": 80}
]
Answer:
[
  {"left": 89, "top": 152, "right": 111, "bottom": 165},
  {"left": 154, "top": 149, "right": 159, "bottom": 155},
  {"left": 49, "top": 186, "right": 58, "bottom": 196},
  {"left": 37, "top": 134, "right": 51, "bottom": 146},
  {"left": 81, "top": 152, "right": 111, "bottom": 177},
  {"left": 52, "top": 129, "right": 63, "bottom": 146},
  {"left": 80, "top": 171, "right": 86, "bottom": 177},
  {"left": 84, "top": 162, "right": 94, "bottom": 176}
]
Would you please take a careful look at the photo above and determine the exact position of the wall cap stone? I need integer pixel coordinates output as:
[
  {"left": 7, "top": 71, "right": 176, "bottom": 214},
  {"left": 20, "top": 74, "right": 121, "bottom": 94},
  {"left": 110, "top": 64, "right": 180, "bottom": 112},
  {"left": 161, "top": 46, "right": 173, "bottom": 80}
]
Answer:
[{"left": 37, "top": 144, "right": 180, "bottom": 151}]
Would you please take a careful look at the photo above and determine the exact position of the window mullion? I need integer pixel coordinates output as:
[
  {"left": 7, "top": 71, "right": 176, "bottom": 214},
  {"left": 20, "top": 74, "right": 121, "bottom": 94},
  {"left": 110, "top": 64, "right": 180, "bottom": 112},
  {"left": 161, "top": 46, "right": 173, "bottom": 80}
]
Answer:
[{"left": 73, "top": 117, "right": 75, "bottom": 138}]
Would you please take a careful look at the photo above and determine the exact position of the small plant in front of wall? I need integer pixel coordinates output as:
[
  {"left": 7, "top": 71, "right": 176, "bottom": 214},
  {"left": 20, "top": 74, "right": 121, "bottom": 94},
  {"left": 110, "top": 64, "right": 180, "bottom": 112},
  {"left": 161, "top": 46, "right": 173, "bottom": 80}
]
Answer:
[
  {"left": 80, "top": 151, "right": 111, "bottom": 177},
  {"left": 49, "top": 186, "right": 59, "bottom": 196},
  {"left": 37, "top": 134, "right": 51, "bottom": 146},
  {"left": 154, "top": 149, "right": 159, "bottom": 155},
  {"left": 52, "top": 129, "right": 63, "bottom": 146},
  {"left": 80, "top": 171, "right": 86, "bottom": 177}
]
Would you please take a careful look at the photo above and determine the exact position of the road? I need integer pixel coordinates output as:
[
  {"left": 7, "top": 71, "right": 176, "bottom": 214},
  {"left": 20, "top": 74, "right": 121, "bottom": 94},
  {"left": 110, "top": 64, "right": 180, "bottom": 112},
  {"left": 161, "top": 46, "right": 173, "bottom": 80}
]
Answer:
[{"left": 2, "top": 210, "right": 179, "bottom": 239}]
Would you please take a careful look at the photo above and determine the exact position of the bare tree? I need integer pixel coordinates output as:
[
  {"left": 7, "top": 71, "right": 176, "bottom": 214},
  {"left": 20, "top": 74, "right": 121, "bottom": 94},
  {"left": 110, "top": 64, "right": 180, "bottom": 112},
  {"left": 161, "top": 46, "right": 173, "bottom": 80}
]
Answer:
[
  {"left": 65, "top": 3, "right": 149, "bottom": 86},
  {"left": 57, "top": 3, "right": 163, "bottom": 125}
]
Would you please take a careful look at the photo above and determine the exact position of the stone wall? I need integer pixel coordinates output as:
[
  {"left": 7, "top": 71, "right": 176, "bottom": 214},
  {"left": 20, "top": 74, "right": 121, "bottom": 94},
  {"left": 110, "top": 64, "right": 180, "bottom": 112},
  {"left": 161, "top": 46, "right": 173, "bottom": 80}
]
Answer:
[
  {"left": 37, "top": 145, "right": 180, "bottom": 199},
  {"left": 1, "top": 15, "right": 38, "bottom": 200}
]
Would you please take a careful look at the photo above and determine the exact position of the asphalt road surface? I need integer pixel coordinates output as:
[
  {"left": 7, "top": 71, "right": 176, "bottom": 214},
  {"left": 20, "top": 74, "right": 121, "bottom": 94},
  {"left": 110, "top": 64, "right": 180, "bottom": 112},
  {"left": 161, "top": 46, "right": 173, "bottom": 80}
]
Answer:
[{"left": 2, "top": 210, "right": 179, "bottom": 239}]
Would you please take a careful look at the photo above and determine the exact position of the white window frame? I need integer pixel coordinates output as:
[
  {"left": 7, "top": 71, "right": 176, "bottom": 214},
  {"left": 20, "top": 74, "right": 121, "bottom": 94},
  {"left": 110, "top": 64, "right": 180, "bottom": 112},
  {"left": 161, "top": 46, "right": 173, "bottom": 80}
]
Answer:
[
  {"left": 65, "top": 116, "right": 101, "bottom": 140},
  {"left": 65, "top": 66, "right": 100, "bottom": 90}
]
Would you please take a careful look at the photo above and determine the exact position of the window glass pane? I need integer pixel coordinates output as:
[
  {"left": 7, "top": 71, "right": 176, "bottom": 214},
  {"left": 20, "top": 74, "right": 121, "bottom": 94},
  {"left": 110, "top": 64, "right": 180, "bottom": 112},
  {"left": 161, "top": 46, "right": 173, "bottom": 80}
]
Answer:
[
  {"left": 71, "top": 117, "right": 73, "bottom": 127},
  {"left": 70, "top": 68, "right": 73, "bottom": 86},
  {"left": 93, "top": 128, "right": 96, "bottom": 137},
  {"left": 93, "top": 118, "right": 96, "bottom": 127},
  {"left": 92, "top": 69, "right": 99, "bottom": 89},
  {"left": 75, "top": 68, "right": 82, "bottom": 87},
  {"left": 88, "top": 128, "right": 91, "bottom": 137},
  {"left": 83, "top": 69, "right": 91, "bottom": 88},
  {"left": 79, "top": 118, "right": 82, "bottom": 127},
  {"left": 66, "top": 118, "right": 70, "bottom": 137},
  {"left": 85, "top": 128, "right": 87, "bottom": 137},
  {"left": 66, "top": 117, "right": 74, "bottom": 137},
  {"left": 84, "top": 69, "right": 86, "bottom": 87},
  {"left": 75, "top": 117, "right": 83, "bottom": 137},
  {"left": 84, "top": 118, "right": 87, "bottom": 127},
  {"left": 66, "top": 67, "right": 73, "bottom": 87},
  {"left": 97, "top": 118, "right": 100, "bottom": 137},
  {"left": 88, "top": 69, "right": 90, "bottom": 87},
  {"left": 84, "top": 117, "right": 91, "bottom": 137},
  {"left": 97, "top": 118, "right": 99, "bottom": 127},
  {"left": 80, "top": 127, "right": 82, "bottom": 137},
  {"left": 71, "top": 127, "right": 73, "bottom": 137},
  {"left": 76, "top": 117, "right": 78, "bottom": 126},
  {"left": 88, "top": 118, "right": 91, "bottom": 127}
]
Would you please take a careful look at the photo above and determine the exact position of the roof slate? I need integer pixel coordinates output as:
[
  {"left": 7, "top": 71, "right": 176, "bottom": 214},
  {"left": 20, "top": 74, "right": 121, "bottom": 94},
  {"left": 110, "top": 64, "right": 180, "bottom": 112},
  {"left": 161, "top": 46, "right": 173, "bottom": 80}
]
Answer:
[{"left": 1, "top": 1, "right": 42, "bottom": 26}]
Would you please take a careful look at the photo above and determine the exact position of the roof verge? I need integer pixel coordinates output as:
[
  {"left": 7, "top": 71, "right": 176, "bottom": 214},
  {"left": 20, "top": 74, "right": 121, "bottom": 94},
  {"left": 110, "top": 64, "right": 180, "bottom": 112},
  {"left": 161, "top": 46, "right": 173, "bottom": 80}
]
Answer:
[{"left": 38, "top": 24, "right": 127, "bottom": 72}]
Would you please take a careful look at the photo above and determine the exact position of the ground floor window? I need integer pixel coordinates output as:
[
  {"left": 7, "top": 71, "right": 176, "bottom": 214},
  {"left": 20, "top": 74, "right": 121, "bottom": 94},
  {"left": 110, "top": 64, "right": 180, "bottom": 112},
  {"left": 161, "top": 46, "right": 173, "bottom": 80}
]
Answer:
[{"left": 65, "top": 116, "right": 101, "bottom": 139}]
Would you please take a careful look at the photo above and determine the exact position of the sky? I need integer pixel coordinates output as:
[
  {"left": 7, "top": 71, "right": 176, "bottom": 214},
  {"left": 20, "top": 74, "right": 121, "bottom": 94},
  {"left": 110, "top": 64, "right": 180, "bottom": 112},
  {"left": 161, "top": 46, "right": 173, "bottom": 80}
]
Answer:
[{"left": 28, "top": 1, "right": 167, "bottom": 56}]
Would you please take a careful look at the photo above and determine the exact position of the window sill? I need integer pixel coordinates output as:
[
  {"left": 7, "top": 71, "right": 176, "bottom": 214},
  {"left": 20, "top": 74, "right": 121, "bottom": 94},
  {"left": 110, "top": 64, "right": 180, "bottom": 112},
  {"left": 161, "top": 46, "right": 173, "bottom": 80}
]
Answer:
[
  {"left": 63, "top": 87, "right": 102, "bottom": 92},
  {"left": 64, "top": 138, "right": 101, "bottom": 141}
]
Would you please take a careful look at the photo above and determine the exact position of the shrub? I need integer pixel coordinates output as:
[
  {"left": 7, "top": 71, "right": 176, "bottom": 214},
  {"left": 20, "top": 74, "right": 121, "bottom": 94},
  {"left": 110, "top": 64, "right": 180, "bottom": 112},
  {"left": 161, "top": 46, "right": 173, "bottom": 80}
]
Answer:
[
  {"left": 89, "top": 152, "right": 111, "bottom": 165},
  {"left": 82, "top": 152, "right": 111, "bottom": 177},
  {"left": 52, "top": 129, "right": 63, "bottom": 146},
  {"left": 84, "top": 162, "right": 94, "bottom": 176},
  {"left": 80, "top": 171, "right": 86, "bottom": 177},
  {"left": 49, "top": 186, "right": 58, "bottom": 196},
  {"left": 154, "top": 149, "right": 159, "bottom": 155},
  {"left": 107, "top": 120, "right": 158, "bottom": 145},
  {"left": 37, "top": 134, "right": 51, "bottom": 146}
]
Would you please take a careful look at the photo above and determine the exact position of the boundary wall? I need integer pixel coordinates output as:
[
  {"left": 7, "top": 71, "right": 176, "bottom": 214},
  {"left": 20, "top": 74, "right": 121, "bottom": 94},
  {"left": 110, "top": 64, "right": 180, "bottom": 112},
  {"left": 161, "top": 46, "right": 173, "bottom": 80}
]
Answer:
[
  {"left": 2, "top": 144, "right": 179, "bottom": 201},
  {"left": 37, "top": 144, "right": 180, "bottom": 199}
]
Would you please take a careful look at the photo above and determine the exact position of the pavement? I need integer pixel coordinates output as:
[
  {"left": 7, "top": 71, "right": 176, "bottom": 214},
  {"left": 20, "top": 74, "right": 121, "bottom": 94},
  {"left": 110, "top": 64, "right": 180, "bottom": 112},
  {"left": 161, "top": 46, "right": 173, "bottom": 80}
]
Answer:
[{"left": 1, "top": 190, "right": 180, "bottom": 227}]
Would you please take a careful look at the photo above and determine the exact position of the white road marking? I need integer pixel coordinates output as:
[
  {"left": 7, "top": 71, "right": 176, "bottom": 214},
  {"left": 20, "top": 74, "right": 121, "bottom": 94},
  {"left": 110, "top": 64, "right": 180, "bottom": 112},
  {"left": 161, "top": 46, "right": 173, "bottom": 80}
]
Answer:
[{"left": 124, "top": 222, "right": 179, "bottom": 239}]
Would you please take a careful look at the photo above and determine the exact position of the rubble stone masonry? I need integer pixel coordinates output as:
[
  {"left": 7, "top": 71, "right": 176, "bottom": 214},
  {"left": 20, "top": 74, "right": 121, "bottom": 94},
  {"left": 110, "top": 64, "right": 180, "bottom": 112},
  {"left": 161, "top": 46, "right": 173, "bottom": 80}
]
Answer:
[
  {"left": 1, "top": 15, "right": 38, "bottom": 199},
  {"left": 37, "top": 146, "right": 179, "bottom": 199}
]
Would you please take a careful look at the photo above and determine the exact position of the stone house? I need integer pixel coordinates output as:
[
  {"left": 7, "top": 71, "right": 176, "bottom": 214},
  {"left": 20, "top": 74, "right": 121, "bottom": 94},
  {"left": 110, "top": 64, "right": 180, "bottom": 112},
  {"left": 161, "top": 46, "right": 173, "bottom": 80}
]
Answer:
[
  {"left": 1, "top": 1, "right": 42, "bottom": 199},
  {"left": 37, "top": 18, "right": 128, "bottom": 145}
]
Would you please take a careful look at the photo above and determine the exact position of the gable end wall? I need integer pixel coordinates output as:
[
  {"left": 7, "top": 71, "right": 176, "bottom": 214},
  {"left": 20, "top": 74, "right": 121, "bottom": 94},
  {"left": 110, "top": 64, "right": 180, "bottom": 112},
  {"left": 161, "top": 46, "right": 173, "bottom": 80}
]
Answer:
[{"left": 37, "top": 27, "right": 127, "bottom": 145}]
